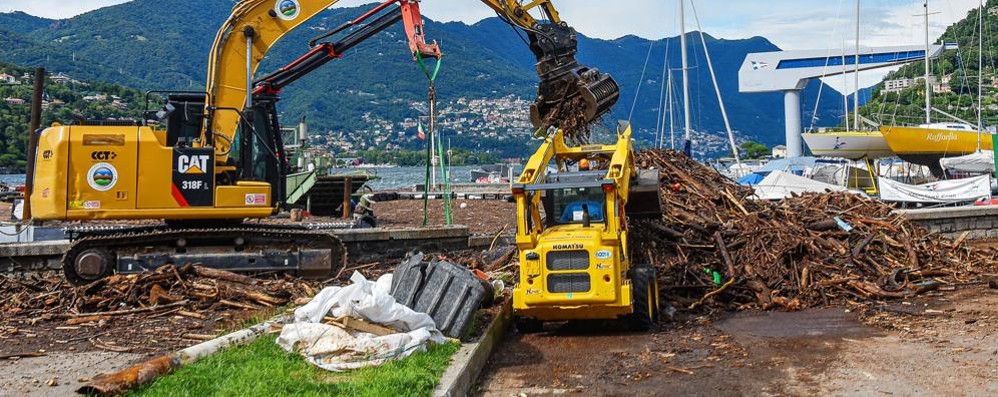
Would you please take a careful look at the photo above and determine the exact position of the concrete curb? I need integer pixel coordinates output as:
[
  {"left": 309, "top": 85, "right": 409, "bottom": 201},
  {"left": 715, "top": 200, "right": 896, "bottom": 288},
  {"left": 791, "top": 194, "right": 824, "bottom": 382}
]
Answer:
[{"left": 433, "top": 301, "right": 513, "bottom": 397}]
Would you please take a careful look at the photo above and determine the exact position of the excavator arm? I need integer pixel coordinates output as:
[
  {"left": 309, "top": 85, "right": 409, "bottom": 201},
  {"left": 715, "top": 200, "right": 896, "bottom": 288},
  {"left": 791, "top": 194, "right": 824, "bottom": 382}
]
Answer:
[
  {"left": 478, "top": 0, "right": 620, "bottom": 133},
  {"left": 253, "top": 0, "right": 441, "bottom": 96},
  {"left": 202, "top": 0, "right": 440, "bottom": 162}
]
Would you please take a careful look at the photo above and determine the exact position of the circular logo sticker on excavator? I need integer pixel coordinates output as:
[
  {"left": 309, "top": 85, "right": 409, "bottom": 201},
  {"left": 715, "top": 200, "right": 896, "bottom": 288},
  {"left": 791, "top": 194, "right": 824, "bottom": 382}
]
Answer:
[
  {"left": 88, "top": 162, "right": 118, "bottom": 192},
  {"left": 276, "top": 0, "right": 301, "bottom": 21}
]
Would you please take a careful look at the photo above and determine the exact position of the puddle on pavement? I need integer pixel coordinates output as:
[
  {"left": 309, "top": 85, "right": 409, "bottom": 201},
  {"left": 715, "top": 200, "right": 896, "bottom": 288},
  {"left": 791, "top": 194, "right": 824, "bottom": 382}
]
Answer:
[{"left": 716, "top": 308, "right": 882, "bottom": 339}]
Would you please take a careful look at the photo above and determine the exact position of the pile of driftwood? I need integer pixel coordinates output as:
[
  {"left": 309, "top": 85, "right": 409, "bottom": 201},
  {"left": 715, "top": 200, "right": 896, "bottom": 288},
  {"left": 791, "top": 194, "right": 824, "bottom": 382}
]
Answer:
[
  {"left": 633, "top": 150, "right": 998, "bottom": 310},
  {"left": 1, "top": 264, "right": 316, "bottom": 323}
]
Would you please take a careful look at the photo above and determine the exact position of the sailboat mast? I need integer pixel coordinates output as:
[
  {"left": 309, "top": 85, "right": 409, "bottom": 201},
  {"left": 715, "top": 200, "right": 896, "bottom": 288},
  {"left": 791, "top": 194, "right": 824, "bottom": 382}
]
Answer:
[
  {"left": 668, "top": 69, "right": 676, "bottom": 150},
  {"left": 656, "top": 36, "right": 670, "bottom": 149},
  {"left": 854, "top": 0, "right": 861, "bottom": 131},
  {"left": 924, "top": 0, "right": 932, "bottom": 124},
  {"left": 680, "top": 0, "right": 693, "bottom": 155},
  {"left": 978, "top": 0, "right": 984, "bottom": 137}
]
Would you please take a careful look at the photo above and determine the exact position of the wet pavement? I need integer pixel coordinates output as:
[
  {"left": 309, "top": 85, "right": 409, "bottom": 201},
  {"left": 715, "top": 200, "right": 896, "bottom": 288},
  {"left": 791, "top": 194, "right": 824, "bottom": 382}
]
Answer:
[{"left": 476, "top": 288, "right": 998, "bottom": 396}]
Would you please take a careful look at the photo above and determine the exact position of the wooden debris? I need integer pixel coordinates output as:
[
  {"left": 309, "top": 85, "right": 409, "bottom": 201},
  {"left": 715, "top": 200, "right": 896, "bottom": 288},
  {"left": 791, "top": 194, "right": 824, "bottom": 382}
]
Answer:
[
  {"left": 1, "top": 264, "right": 317, "bottom": 323},
  {"left": 633, "top": 150, "right": 998, "bottom": 310}
]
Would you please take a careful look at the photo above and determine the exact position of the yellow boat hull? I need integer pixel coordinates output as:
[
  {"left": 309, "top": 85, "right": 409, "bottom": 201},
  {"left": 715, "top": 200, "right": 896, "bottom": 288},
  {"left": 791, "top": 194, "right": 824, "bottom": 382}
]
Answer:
[{"left": 880, "top": 125, "right": 993, "bottom": 174}]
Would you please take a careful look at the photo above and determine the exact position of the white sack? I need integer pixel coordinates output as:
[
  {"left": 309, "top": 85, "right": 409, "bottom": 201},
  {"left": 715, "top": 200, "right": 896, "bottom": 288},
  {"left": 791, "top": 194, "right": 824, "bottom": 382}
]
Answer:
[{"left": 276, "top": 272, "right": 445, "bottom": 371}]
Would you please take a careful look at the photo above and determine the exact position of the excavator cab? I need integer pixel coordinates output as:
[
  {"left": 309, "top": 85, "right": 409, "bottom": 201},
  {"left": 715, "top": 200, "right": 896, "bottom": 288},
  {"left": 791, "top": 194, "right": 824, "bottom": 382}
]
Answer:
[{"left": 161, "top": 93, "right": 207, "bottom": 147}]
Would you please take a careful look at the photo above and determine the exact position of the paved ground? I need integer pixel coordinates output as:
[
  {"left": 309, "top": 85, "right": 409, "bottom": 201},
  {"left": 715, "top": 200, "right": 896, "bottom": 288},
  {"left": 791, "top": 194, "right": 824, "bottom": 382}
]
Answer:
[
  {"left": 476, "top": 287, "right": 998, "bottom": 396},
  {"left": 0, "top": 351, "right": 143, "bottom": 396},
  {"left": 375, "top": 199, "right": 515, "bottom": 235}
]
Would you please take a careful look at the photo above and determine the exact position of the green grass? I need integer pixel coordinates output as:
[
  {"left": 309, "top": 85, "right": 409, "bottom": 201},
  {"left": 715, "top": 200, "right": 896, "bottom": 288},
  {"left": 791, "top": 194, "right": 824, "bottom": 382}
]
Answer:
[{"left": 127, "top": 335, "right": 460, "bottom": 397}]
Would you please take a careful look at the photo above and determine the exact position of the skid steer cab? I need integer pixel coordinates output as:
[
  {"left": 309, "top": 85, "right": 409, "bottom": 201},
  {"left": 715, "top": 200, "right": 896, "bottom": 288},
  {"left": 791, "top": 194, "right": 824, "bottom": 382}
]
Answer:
[{"left": 510, "top": 121, "right": 662, "bottom": 332}]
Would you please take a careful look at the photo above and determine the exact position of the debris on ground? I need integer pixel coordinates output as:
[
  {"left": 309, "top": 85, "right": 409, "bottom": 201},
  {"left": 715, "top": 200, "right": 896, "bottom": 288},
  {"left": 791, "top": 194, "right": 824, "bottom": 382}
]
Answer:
[
  {"left": 632, "top": 150, "right": 998, "bottom": 311},
  {"left": 277, "top": 272, "right": 445, "bottom": 372},
  {"left": 1, "top": 264, "right": 316, "bottom": 323}
]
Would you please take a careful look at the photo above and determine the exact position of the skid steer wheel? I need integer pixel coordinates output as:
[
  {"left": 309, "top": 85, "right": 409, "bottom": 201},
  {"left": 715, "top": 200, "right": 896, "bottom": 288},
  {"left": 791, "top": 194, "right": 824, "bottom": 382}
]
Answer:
[
  {"left": 64, "top": 248, "right": 115, "bottom": 285},
  {"left": 515, "top": 316, "right": 543, "bottom": 334},
  {"left": 627, "top": 265, "right": 659, "bottom": 332}
]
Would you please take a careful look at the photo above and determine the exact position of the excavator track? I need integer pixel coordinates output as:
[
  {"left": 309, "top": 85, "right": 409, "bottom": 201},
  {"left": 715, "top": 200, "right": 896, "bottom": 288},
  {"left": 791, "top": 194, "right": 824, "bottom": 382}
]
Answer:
[{"left": 61, "top": 225, "right": 347, "bottom": 285}]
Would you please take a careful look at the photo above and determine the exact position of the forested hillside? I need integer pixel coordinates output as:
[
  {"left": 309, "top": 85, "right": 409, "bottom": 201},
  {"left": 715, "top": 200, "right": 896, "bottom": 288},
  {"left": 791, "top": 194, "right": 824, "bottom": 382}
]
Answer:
[{"left": 0, "top": 63, "right": 147, "bottom": 171}]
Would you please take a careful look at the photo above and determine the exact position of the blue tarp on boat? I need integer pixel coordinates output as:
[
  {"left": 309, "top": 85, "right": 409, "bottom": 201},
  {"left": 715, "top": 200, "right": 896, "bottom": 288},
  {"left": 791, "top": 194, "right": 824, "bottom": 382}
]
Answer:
[{"left": 737, "top": 173, "right": 766, "bottom": 186}]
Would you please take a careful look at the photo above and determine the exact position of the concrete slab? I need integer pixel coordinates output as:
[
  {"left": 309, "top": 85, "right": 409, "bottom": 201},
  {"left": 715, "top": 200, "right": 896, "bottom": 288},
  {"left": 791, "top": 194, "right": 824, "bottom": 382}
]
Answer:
[
  {"left": 896, "top": 205, "right": 998, "bottom": 220},
  {"left": 0, "top": 351, "right": 144, "bottom": 397}
]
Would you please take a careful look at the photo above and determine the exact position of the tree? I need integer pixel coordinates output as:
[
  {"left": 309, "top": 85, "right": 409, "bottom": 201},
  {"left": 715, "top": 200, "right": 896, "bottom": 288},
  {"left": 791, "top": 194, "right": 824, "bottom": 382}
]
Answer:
[{"left": 740, "top": 141, "right": 769, "bottom": 159}]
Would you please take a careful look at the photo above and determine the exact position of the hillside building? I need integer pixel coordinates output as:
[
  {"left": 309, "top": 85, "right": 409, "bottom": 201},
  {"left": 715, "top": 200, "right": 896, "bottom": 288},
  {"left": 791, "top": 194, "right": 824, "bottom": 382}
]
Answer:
[
  {"left": 990, "top": 6, "right": 998, "bottom": 17},
  {"left": 772, "top": 145, "right": 787, "bottom": 159},
  {"left": 4, "top": 98, "right": 25, "bottom": 106},
  {"left": 883, "top": 78, "right": 912, "bottom": 93},
  {"left": 932, "top": 83, "right": 952, "bottom": 94},
  {"left": 50, "top": 72, "right": 79, "bottom": 85},
  {"left": 0, "top": 73, "right": 18, "bottom": 85}
]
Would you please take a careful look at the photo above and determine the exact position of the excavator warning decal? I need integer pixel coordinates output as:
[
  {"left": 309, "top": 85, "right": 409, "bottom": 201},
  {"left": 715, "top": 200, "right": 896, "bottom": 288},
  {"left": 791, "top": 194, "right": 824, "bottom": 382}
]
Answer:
[{"left": 172, "top": 148, "right": 214, "bottom": 207}]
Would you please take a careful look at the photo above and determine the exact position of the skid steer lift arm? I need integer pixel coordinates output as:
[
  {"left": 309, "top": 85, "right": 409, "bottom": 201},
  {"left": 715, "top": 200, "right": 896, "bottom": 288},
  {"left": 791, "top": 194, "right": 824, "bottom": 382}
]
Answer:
[
  {"left": 477, "top": 0, "right": 620, "bottom": 128},
  {"left": 254, "top": 0, "right": 441, "bottom": 96}
]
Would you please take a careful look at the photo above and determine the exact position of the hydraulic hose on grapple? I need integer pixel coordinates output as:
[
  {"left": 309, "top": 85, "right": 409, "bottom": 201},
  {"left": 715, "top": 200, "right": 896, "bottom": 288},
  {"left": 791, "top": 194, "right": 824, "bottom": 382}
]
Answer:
[{"left": 525, "top": 21, "right": 621, "bottom": 141}]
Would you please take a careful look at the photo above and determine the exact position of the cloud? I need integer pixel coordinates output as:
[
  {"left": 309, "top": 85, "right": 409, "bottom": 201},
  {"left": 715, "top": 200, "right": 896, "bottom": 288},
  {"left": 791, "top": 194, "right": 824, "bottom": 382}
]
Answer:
[
  {"left": 4, "top": 0, "right": 981, "bottom": 48},
  {"left": 0, "top": 0, "right": 130, "bottom": 19},
  {"left": 3, "top": 0, "right": 983, "bottom": 94}
]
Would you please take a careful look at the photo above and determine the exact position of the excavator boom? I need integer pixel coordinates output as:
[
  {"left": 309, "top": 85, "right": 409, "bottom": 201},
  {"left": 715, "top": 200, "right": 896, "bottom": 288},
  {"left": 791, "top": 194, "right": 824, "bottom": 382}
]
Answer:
[{"left": 204, "top": 0, "right": 439, "bottom": 162}]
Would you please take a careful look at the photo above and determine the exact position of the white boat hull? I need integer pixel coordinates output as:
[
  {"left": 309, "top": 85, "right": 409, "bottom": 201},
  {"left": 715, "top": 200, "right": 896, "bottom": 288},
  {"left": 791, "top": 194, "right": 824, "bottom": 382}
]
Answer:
[{"left": 802, "top": 132, "right": 893, "bottom": 160}]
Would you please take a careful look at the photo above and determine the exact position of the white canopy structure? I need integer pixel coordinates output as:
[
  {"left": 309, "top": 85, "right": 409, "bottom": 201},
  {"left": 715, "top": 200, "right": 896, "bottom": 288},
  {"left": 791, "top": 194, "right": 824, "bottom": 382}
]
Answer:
[{"left": 738, "top": 45, "right": 945, "bottom": 158}]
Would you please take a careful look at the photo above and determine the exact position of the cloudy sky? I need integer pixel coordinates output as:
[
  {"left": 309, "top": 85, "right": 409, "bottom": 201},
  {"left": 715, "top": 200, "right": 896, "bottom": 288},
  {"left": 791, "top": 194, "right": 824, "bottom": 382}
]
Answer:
[{"left": 0, "top": 0, "right": 985, "bottom": 92}]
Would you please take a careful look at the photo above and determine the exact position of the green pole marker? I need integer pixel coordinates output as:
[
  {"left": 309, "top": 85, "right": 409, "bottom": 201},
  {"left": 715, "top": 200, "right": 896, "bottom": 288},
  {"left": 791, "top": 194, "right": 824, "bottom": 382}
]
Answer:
[
  {"left": 415, "top": 51, "right": 443, "bottom": 227},
  {"left": 992, "top": 133, "right": 998, "bottom": 176}
]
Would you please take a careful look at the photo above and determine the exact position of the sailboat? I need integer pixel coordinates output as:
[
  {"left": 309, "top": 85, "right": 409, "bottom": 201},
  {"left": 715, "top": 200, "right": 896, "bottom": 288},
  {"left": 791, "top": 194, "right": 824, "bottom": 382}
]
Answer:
[
  {"left": 880, "top": 0, "right": 992, "bottom": 175},
  {"left": 801, "top": 0, "right": 893, "bottom": 161},
  {"left": 802, "top": 130, "right": 894, "bottom": 159}
]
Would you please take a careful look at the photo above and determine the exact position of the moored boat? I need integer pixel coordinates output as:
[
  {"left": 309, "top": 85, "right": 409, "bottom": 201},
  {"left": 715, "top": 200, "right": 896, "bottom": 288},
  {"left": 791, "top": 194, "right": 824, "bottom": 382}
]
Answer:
[
  {"left": 879, "top": 123, "right": 993, "bottom": 175},
  {"left": 802, "top": 130, "right": 893, "bottom": 160}
]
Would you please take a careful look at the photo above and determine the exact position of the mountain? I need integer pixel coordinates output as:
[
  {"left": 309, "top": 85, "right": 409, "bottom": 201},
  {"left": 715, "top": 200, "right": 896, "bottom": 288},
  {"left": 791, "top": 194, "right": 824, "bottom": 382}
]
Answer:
[
  {"left": 0, "top": 0, "right": 849, "bottom": 156},
  {"left": 0, "top": 11, "right": 53, "bottom": 34}
]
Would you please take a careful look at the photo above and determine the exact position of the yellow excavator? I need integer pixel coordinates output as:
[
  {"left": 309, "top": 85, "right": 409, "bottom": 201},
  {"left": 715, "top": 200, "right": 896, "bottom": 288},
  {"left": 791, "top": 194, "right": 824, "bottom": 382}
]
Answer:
[
  {"left": 29, "top": 0, "right": 441, "bottom": 284},
  {"left": 26, "top": 0, "right": 621, "bottom": 284}
]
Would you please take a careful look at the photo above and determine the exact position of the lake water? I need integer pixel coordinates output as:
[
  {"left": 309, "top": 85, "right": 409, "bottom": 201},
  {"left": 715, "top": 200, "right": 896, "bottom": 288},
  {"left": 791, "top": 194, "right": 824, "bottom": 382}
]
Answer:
[
  {"left": 0, "top": 165, "right": 520, "bottom": 190},
  {"left": 359, "top": 165, "right": 520, "bottom": 190},
  {"left": 0, "top": 175, "right": 25, "bottom": 186}
]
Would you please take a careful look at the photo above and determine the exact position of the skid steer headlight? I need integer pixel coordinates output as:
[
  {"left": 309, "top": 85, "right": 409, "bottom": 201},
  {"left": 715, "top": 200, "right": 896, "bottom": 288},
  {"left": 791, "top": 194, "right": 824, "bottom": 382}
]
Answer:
[{"left": 525, "top": 251, "right": 540, "bottom": 260}]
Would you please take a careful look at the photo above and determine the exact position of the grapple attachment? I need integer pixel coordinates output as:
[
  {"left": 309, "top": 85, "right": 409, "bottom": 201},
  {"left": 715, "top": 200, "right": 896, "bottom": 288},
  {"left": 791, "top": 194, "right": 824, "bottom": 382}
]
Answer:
[
  {"left": 525, "top": 22, "right": 621, "bottom": 130},
  {"left": 530, "top": 67, "right": 621, "bottom": 129}
]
